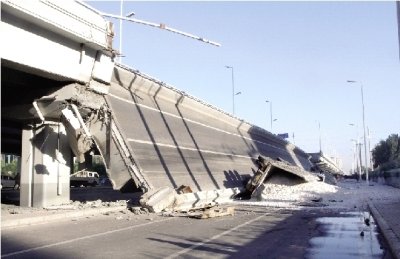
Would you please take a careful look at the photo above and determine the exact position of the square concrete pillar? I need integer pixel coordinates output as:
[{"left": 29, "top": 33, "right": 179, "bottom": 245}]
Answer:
[{"left": 20, "top": 124, "right": 71, "bottom": 207}]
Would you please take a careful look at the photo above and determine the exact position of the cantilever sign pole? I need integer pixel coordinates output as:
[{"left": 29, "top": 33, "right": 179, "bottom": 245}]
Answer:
[{"left": 100, "top": 12, "right": 221, "bottom": 50}]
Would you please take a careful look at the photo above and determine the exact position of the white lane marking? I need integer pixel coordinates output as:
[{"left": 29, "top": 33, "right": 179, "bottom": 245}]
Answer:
[
  {"left": 127, "top": 138, "right": 251, "bottom": 159},
  {"left": 165, "top": 213, "right": 268, "bottom": 259},
  {"left": 107, "top": 93, "right": 284, "bottom": 152},
  {"left": 1, "top": 218, "right": 175, "bottom": 258}
]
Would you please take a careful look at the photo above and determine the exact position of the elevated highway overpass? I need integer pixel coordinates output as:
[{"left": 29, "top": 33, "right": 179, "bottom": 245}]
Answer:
[{"left": 1, "top": 0, "right": 315, "bottom": 208}]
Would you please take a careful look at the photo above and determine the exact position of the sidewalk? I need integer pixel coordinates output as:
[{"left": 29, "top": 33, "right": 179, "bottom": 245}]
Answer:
[
  {"left": 1, "top": 187, "right": 143, "bottom": 229},
  {"left": 1, "top": 201, "right": 130, "bottom": 229},
  {"left": 369, "top": 200, "right": 400, "bottom": 259},
  {"left": 1, "top": 204, "right": 129, "bottom": 229}
]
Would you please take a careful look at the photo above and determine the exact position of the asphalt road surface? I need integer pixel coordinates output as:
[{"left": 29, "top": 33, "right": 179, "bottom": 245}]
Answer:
[
  {"left": 2, "top": 184, "right": 393, "bottom": 259},
  {"left": 2, "top": 205, "right": 354, "bottom": 259}
]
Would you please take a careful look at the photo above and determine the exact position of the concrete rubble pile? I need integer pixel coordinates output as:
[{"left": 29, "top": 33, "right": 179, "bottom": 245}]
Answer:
[
  {"left": 139, "top": 155, "right": 323, "bottom": 213},
  {"left": 139, "top": 185, "right": 241, "bottom": 213},
  {"left": 235, "top": 155, "right": 320, "bottom": 199}
]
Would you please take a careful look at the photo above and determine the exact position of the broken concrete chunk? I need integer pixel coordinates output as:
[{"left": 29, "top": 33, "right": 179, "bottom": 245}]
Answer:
[
  {"left": 139, "top": 186, "right": 178, "bottom": 213},
  {"left": 139, "top": 187, "right": 241, "bottom": 213},
  {"left": 129, "top": 206, "right": 149, "bottom": 215},
  {"left": 176, "top": 185, "right": 193, "bottom": 194}
]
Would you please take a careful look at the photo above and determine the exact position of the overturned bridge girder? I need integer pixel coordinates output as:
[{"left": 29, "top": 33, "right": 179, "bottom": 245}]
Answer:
[{"left": 86, "top": 64, "right": 314, "bottom": 192}]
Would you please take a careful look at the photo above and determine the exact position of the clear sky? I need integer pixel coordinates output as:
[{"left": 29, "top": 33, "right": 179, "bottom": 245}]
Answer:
[{"left": 88, "top": 1, "right": 400, "bottom": 172}]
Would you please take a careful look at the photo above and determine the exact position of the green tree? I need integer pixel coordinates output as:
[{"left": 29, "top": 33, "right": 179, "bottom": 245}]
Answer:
[
  {"left": 1, "top": 160, "right": 18, "bottom": 177},
  {"left": 372, "top": 134, "right": 400, "bottom": 170}
]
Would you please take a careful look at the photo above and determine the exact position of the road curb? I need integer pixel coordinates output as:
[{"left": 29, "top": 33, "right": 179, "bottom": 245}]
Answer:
[
  {"left": 368, "top": 201, "right": 400, "bottom": 259},
  {"left": 1, "top": 205, "right": 127, "bottom": 229}
]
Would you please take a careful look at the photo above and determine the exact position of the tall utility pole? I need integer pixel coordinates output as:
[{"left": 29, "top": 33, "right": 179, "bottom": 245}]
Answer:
[
  {"left": 358, "top": 142, "right": 363, "bottom": 181},
  {"left": 225, "top": 66, "right": 235, "bottom": 115},
  {"left": 318, "top": 121, "right": 322, "bottom": 153},
  {"left": 265, "top": 100, "right": 273, "bottom": 131},
  {"left": 347, "top": 80, "right": 369, "bottom": 185},
  {"left": 351, "top": 141, "right": 356, "bottom": 174},
  {"left": 368, "top": 127, "right": 373, "bottom": 170},
  {"left": 351, "top": 139, "right": 360, "bottom": 179},
  {"left": 119, "top": 0, "right": 123, "bottom": 63}
]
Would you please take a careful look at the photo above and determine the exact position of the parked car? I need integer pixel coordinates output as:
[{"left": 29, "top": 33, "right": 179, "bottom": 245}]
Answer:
[
  {"left": 70, "top": 170, "right": 100, "bottom": 187},
  {"left": 1, "top": 175, "right": 16, "bottom": 189}
]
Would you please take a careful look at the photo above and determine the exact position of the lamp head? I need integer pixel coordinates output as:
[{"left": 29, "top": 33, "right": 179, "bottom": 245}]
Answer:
[{"left": 126, "top": 12, "right": 135, "bottom": 17}]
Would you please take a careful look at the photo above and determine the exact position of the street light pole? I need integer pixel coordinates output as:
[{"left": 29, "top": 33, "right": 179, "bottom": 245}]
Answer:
[
  {"left": 368, "top": 127, "right": 373, "bottom": 170},
  {"left": 265, "top": 100, "right": 273, "bottom": 131},
  {"left": 119, "top": 0, "right": 123, "bottom": 63},
  {"left": 317, "top": 121, "right": 322, "bottom": 153},
  {"left": 351, "top": 139, "right": 362, "bottom": 181},
  {"left": 347, "top": 80, "right": 369, "bottom": 185},
  {"left": 225, "top": 66, "right": 235, "bottom": 115}
]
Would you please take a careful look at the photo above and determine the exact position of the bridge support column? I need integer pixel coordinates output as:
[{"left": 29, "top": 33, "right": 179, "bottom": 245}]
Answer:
[{"left": 20, "top": 124, "right": 71, "bottom": 207}]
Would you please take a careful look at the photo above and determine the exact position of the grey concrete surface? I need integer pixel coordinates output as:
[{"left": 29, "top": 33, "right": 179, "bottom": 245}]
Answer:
[
  {"left": 1, "top": 187, "right": 141, "bottom": 229},
  {"left": 0, "top": 206, "right": 337, "bottom": 259},
  {"left": 2, "top": 204, "right": 394, "bottom": 259},
  {"left": 103, "top": 66, "right": 314, "bottom": 192},
  {"left": 369, "top": 200, "right": 400, "bottom": 259},
  {"left": 3, "top": 182, "right": 400, "bottom": 259}
]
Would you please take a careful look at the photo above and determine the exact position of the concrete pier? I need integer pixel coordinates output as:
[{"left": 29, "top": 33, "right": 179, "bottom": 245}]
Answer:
[{"left": 20, "top": 124, "right": 71, "bottom": 207}]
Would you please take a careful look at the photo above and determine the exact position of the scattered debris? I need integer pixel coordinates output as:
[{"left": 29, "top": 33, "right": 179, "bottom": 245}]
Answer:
[
  {"left": 251, "top": 172, "right": 338, "bottom": 204},
  {"left": 129, "top": 206, "right": 149, "bottom": 215},
  {"left": 140, "top": 186, "right": 239, "bottom": 213},
  {"left": 364, "top": 217, "right": 370, "bottom": 226},
  {"left": 193, "top": 206, "right": 235, "bottom": 219},
  {"left": 311, "top": 197, "right": 323, "bottom": 202},
  {"left": 45, "top": 205, "right": 76, "bottom": 210},
  {"left": 235, "top": 155, "right": 320, "bottom": 200},
  {"left": 161, "top": 205, "right": 235, "bottom": 219},
  {"left": 297, "top": 202, "right": 328, "bottom": 207}
]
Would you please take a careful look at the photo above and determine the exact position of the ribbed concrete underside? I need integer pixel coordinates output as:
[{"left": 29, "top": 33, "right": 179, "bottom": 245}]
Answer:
[{"left": 100, "top": 65, "right": 313, "bottom": 192}]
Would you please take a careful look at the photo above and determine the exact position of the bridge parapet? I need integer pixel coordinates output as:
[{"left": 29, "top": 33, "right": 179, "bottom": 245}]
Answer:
[{"left": 1, "top": 0, "right": 114, "bottom": 84}]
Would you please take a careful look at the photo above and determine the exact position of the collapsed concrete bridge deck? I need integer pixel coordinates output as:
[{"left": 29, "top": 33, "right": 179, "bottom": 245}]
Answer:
[
  {"left": 1, "top": 0, "right": 318, "bottom": 208},
  {"left": 97, "top": 64, "right": 315, "bottom": 193}
]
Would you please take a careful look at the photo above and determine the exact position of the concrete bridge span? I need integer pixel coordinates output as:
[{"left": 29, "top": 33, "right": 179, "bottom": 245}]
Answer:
[
  {"left": 99, "top": 65, "right": 313, "bottom": 193},
  {"left": 1, "top": 0, "right": 314, "bottom": 207}
]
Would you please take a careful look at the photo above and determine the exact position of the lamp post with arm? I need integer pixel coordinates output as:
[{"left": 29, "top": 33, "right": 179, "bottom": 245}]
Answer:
[
  {"left": 347, "top": 80, "right": 369, "bottom": 185},
  {"left": 225, "top": 66, "right": 241, "bottom": 115},
  {"left": 265, "top": 100, "right": 273, "bottom": 131}
]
